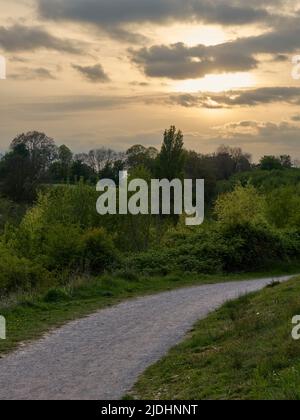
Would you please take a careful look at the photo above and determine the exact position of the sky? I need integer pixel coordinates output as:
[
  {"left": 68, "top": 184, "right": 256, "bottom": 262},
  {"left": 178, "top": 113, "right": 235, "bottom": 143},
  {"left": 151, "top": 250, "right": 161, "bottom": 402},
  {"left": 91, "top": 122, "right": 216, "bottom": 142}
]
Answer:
[{"left": 0, "top": 0, "right": 300, "bottom": 161}]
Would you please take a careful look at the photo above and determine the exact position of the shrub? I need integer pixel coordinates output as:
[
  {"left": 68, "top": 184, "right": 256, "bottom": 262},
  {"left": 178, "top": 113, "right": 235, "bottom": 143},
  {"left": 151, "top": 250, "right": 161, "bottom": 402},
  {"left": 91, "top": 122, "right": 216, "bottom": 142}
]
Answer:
[
  {"left": 43, "top": 288, "right": 71, "bottom": 303},
  {"left": 0, "top": 243, "right": 49, "bottom": 295},
  {"left": 215, "top": 184, "right": 267, "bottom": 227},
  {"left": 126, "top": 222, "right": 300, "bottom": 276},
  {"left": 39, "top": 223, "right": 83, "bottom": 270},
  {"left": 113, "top": 269, "right": 139, "bottom": 282},
  {"left": 80, "top": 228, "right": 119, "bottom": 274},
  {"left": 219, "top": 223, "right": 289, "bottom": 272}
]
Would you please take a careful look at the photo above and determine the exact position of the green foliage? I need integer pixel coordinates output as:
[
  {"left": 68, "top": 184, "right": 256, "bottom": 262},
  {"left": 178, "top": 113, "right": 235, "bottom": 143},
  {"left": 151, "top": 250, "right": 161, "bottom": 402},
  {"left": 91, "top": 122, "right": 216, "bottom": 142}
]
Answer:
[
  {"left": 215, "top": 184, "right": 267, "bottom": 226},
  {"left": 265, "top": 186, "right": 300, "bottom": 228},
  {"left": 157, "top": 126, "right": 185, "bottom": 180},
  {"left": 127, "top": 221, "right": 300, "bottom": 275},
  {"left": 0, "top": 197, "right": 27, "bottom": 231},
  {"left": 0, "top": 243, "right": 49, "bottom": 295},
  {"left": 80, "top": 228, "right": 119, "bottom": 274},
  {"left": 23, "top": 183, "right": 100, "bottom": 229},
  {"left": 260, "top": 155, "right": 284, "bottom": 170},
  {"left": 43, "top": 288, "right": 71, "bottom": 303},
  {"left": 0, "top": 127, "right": 300, "bottom": 297}
]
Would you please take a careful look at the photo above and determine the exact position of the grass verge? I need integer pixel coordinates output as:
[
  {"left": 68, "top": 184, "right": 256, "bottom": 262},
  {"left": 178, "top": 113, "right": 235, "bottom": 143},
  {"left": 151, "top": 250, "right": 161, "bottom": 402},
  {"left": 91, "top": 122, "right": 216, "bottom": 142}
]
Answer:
[
  {"left": 0, "top": 265, "right": 299, "bottom": 358},
  {"left": 129, "top": 276, "right": 300, "bottom": 400}
]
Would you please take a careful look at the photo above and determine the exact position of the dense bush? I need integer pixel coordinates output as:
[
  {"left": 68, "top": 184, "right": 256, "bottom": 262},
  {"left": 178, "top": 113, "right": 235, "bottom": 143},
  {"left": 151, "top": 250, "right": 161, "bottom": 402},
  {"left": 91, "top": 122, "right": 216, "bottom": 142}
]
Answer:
[
  {"left": 1, "top": 177, "right": 300, "bottom": 296},
  {"left": 0, "top": 243, "right": 49, "bottom": 295},
  {"left": 80, "top": 228, "right": 119, "bottom": 274},
  {"left": 126, "top": 222, "right": 300, "bottom": 276}
]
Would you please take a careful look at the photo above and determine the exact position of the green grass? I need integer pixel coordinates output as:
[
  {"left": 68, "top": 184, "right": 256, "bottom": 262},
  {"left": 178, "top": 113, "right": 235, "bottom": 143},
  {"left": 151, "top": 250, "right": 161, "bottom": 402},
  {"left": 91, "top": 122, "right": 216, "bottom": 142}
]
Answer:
[
  {"left": 0, "top": 266, "right": 299, "bottom": 358},
  {"left": 129, "top": 276, "right": 300, "bottom": 400}
]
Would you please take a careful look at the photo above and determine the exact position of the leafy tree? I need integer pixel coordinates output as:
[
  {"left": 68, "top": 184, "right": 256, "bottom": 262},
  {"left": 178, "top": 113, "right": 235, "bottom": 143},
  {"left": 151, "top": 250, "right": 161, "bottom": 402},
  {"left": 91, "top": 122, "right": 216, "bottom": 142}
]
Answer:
[
  {"left": 99, "top": 160, "right": 126, "bottom": 185},
  {"left": 11, "top": 131, "right": 57, "bottom": 177},
  {"left": 49, "top": 145, "right": 73, "bottom": 182},
  {"left": 280, "top": 155, "right": 292, "bottom": 169},
  {"left": 0, "top": 143, "right": 35, "bottom": 202},
  {"left": 126, "top": 145, "right": 158, "bottom": 174},
  {"left": 214, "top": 146, "right": 251, "bottom": 180},
  {"left": 215, "top": 185, "right": 267, "bottom": 227},
  {"left": 260, "top": 155, "right": 283, "bottom": 171},
  {"left": 157, "top": 126, "right": 185, "bottom": 180},
  {"left": 265, "top": 186, "right": 300, "bottom": 228},
  {"left": 184, "top": 151, "right": 216, "bottom": 205},
  {"left": 70, "top": 159, "right": 96, "bottom": 183}
]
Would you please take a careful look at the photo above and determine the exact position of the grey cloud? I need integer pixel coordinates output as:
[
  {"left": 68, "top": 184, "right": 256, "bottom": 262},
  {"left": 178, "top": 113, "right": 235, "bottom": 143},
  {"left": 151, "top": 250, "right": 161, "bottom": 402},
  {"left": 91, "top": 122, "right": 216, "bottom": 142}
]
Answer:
[
  {"left": 72, "top": 64, "right": 110, "bottom": 83},
  {"left": 130, "top": 42, "right": 258, "bottom": 79},
  {"left": 11, "top": 67, "right": 57, "bottom": 81},
  {"left": 38, "top": 0, "right": 270, "bottom": 25},
  {"left": 37, "top": 0, "right": 273, "bottom": 42},
  {"left": 166, "top": 87, "right": 300, "bottom": 108},
  {"left": 0, "top": 24, "right": 84, "bottom": 54},
  {"left": 212, "top": 119, "right": 300, "bottom": 148},
  {"left": 130, "top": 17, "right": 300, "bottom": 79}
]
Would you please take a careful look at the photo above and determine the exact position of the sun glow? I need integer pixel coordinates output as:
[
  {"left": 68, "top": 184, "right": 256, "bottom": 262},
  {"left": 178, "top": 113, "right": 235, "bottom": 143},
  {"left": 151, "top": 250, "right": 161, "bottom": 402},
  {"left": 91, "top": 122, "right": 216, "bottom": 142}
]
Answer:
[{"left": 173, "top": 73, "right": 256, "bottom": 93}]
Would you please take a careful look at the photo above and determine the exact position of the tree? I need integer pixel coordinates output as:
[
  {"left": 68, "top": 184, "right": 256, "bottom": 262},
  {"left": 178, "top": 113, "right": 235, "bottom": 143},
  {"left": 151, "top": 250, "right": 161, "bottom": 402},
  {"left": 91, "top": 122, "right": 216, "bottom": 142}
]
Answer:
[
  {"left": 215, "top": 185, "right": 267, "bottom": 227},
  {"left": 184, "top": 151, "right": 216, "bottom": 204},
  {"left": 260, "top": 156, "right": 282, "bottom": 171},
  {"left": 155, "top": 126, "right": 185, "bottom": 225},
  {"left": 58, "top": 145, "right": 73, "bottom": 167},
  {"left": 11, "top": 131, "right": 57, "bottom": 178},
  {"left": 70, "top": 159, "right": 96, "bottom": 183},
  {"left": 213, "top": 146, "right": 251, "bottom": 180},
  {"left": 157, "top": 126, "right": 185, "bottom": 180},
  {"left": 50, "top": 145, "right": 73, "bottom": 182},
  {"left": 280, "top": 155, "right": 292, "bottom": 169},
  {"left": 0, "top": 144, "right": 34, "bottom": 202},
  {"left": 126, "top": 145, "right": 158, "bottom": 174},
  {"left": 99, "top": 160, "right": 126, "bottom": 185},
  {"left": 75, "top": 148, "right": 123, "bottom": 174}
]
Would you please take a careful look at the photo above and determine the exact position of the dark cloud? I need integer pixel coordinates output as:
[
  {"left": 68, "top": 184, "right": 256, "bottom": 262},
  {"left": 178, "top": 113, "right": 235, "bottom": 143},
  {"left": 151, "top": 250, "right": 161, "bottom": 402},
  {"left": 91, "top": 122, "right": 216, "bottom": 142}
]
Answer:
[
  {"left": 165, "top": 87, "right": 300, "bottom": 109},
  {"left": 130, "top": 18, "right": 300, "bottom": 79},
  {"left": 291, "top": 114, "right": 300, "bottom": 122},
  {"left": 212, "top": 119, "right": 300, "bottom": 148},
  {"left": 130, "top": 42, "right": 258, "bottom": 79},
  {"left": 11, "top": 67, "right": 57, "bottom": 81},
  {"left": 272, "top": 54, "right": 289, "bottom": 62},
  {"left": 37, "top": 0, "right": 273, "bottom": 42},
  {"left": 0, "top": 24, "right": 84, "bottom": 53},
  {"left": 72, "top": 64, "right": 110, "bottom": 83}
]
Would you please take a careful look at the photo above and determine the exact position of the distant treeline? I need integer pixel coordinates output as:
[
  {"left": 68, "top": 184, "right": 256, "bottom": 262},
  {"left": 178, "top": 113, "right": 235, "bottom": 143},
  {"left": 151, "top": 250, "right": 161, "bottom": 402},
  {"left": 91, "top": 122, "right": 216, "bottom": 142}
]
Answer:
[{"left": 0, "top": 127, "right": 297, "bottom": 205}]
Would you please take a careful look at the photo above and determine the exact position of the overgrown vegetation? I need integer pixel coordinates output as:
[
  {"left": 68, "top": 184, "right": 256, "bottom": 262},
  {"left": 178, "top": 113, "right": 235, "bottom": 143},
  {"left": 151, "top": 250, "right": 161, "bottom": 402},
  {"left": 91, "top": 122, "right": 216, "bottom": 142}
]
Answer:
[
  {"left": 129, "top": 277, "right": 300, "bottom": 400},
  {"left": 0, "top": 127, "right": 299, "bottom": 299}
]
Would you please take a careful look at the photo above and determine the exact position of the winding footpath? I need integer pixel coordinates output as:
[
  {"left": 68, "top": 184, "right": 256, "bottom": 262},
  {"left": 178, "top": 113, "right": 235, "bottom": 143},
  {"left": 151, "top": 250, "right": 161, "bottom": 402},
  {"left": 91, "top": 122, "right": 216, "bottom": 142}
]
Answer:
[{"left": 0, "top": 275, "right": 294, "bottom": 400}]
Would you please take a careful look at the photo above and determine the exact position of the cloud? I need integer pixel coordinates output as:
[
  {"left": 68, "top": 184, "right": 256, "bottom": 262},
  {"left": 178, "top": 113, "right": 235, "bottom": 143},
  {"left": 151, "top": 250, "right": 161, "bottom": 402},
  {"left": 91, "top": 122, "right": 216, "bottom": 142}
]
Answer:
[
  {"left": 72, "top": 64, "right": 110, "bottom": 83},
  {"left": 11, "top": 67, "right": 57, "bottom": 80},
  {"left": 291, "top": 114, "right": 300, "bottom": 122},
  {"left": 130, "top": 16, "right": 300, "bottom": 79},
  {"left": 212, "top": 119, "right": 300, "bottom": 148},
  {"left": 165, "top": 87, "right": 300, "bottom": 109},
  {"left": 0, "top": 24, "right": 84, "bottom": 53},
  {"left": 37, "top": 0, "right": 275, "bottom": 42},
  {"left": 130, "top": 42, "right": 258, "bottom": 79},
  {"left": 37, "top": 0, "right": 270, "bottom": 25}
]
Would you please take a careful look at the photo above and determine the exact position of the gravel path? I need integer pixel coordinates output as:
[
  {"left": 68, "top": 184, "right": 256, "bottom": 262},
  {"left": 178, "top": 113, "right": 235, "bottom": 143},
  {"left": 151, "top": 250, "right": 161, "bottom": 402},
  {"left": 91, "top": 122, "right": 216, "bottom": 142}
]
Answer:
[{"left": 0, "top": 275, "right": 294, "bottom": 400}]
